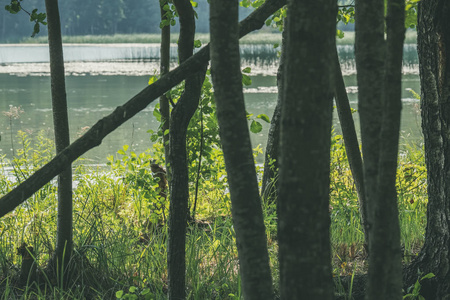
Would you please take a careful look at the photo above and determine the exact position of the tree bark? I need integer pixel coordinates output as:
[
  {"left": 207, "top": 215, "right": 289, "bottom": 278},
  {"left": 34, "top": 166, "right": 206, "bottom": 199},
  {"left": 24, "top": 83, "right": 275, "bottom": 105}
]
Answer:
[
  {"left": 210, "top": 0, "right": 274, "bottom": 299},
  {"left": 277, "top": 1, "right": 336, "bottom": 299},
  {"left": 167, "top": 1, "right": 206, "bottom": 299},
  {"left": 45, "top": 0, "right": 73, "bottom": 272},
  {"left": 333, "top": 47, "right": 368, "bottom": 247},
  {"left": 159, "top": 0, "right": 171, "bottom": 174},
  {"left": 355, "top": 0, "right": 404, "bottom": 298},
  {"left": 354, "top": 0, "right": 384, "bottom": 252},
  {"left": 404, "top": 1, "right": 450, "bottom": 298},
  {"left": 0, "top": 0, "right": 286, "bottom": 218},
  {"left": 261, "top": 26, "right": 285, "bottom": 205}
]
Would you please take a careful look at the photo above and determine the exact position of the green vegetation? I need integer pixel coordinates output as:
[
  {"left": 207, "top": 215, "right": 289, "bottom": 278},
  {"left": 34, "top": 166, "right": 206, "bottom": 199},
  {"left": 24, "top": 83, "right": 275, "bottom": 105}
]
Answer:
[
  {"left": 0, "top": 127, "right": 426, "bottom": 298},
  {"left": 17, "top": 31, "right": 418, "bottom": 45}
]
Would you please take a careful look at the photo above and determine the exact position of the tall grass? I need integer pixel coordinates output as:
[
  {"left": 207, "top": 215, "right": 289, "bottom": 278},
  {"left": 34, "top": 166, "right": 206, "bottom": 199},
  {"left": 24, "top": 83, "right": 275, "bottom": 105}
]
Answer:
[
  {"left": 18, "top": 31, "right": 418, "bottom": 45},
  {"left": 0, "top": 130, "right": 426, "bottom": 298}
]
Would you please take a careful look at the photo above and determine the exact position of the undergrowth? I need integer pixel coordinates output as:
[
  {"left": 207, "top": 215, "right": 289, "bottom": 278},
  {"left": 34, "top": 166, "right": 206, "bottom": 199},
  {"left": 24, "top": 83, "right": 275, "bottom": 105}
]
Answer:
[{"left": 0, "top": 129, "right": 427, "bottom": 299}]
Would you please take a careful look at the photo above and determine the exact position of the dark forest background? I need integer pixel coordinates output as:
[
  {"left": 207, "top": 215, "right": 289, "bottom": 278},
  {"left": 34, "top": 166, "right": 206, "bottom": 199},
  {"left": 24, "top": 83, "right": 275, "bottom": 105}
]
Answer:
[{"left": 0, "top": 0, "right": 257, "bottom": 42}]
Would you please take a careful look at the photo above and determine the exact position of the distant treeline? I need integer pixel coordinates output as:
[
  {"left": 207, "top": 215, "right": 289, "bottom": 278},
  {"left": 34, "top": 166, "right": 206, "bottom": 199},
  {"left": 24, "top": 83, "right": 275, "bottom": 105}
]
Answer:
[
  {"left": 1, "top": 0, "right": 355, "bottom": 43},
  {"left": 1, "top": 0, "right": 254, "bottom": 42}
]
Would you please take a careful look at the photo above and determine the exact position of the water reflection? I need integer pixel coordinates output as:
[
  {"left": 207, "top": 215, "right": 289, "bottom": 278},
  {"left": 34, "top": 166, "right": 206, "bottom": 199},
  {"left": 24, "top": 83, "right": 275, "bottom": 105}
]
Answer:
[{"left": 0, "top": 44, "right": 422, "bottom": 164}]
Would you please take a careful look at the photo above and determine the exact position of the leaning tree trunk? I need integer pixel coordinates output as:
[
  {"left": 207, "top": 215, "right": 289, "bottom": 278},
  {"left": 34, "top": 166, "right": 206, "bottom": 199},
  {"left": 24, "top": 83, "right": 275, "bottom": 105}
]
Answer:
[
  {"left": 45, "top": 0, "right": 73, "bottom": 274},
  {"left": 277, "top": 0, "right": 336, "bottom": 299},
  {"left": 167, "top": 1, "right": 207, "bottom": 299},
  {"left": 404, "top": 1, "right": 450, "bottom": 298},
  {"left": 210, "top": 0, "right": 274, "bottom": 299},
  {"left": 333, "top": 47, "right": 368, "bottom": 247},
  {"left": 0, "top": 0, "right": 287, "bottom": 218},
  {"left": 261, "top": 25, "right": 286, "bottom": 204}
]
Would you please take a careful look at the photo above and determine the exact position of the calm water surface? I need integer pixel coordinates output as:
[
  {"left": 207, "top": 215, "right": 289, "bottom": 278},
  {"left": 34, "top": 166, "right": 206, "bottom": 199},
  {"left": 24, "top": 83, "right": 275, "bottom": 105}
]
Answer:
[{"left": 0, "top": 44, "right": 421, "bottom": 164}]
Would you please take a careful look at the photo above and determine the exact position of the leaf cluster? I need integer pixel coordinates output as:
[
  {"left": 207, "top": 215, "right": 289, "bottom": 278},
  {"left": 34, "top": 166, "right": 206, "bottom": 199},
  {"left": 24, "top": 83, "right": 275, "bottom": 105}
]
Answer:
[{"left": 4, "top": 0, "right": 47, "bottom": 37}]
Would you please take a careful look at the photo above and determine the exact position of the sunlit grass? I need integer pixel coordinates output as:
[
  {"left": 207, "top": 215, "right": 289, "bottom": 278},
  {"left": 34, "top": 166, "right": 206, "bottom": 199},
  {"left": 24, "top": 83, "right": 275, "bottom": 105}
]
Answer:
[{"left": 0, "top": 130, "right": 427, "bottom": 298}]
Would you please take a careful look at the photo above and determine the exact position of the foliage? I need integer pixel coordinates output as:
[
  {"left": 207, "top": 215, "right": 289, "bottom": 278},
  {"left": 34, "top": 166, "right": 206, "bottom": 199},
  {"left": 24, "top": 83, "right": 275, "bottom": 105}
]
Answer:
[
  {"left": 403, "top": 272, "right": 435, "bottom": 300},
  {"left": 4, "top": 0, "right": 47, "bottom": 37},
  {"left": 0, "top": 126, "right": 429, "bottom": 298}
]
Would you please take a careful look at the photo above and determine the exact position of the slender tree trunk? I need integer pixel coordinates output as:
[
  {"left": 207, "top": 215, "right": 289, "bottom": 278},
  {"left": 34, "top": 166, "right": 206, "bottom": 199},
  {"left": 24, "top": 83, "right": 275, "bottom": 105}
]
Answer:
[
  {"left": 333, "top": 47, "right": 368, "bottom": 248},
  {"left": 261, "top": 26, "right": 285, "bottom": 204},
  {"left": 159, "top": 0, "right": 171, "bottom": 173},
  {"left": 356, "top": 0, "right": 404, "bottom": 298},
  {"left": 278, "top": 1, "right": 336, "bottom": 299},
  {"left": 167, "top": 1, "right": 207, "bottom": 299},
  {"left": 354, "top": 0, "right": 384, "bottom": 253},
  {"left": 404, "top": 1, "right": 450, "bottom": 298},
  {"left": 210, "top": 0, "right": 274, "bottom": 299},
  {"left": 45, "top": 0, "right": 73, "bottom": 274}
]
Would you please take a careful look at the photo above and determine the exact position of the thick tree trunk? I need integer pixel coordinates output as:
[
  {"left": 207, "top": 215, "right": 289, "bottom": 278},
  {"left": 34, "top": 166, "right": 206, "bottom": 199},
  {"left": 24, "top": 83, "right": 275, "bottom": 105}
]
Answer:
[
  {"left": 167, "top": 1, "right": 206, "bottom": 299},
  {"left": 404, "top": 1, "right": 450, "bottom": 298},
  {"left": 159, "top": 0, "right": 171, "bottom": 173},
  {"left": 45, "top": 0, "right": 73, "bottom": 273},
  {"left": 210, "top": 0, "right": 274, "bottom": 299},
  {"left": 261, "top": 27, "right": 285, "bottom": 204},
  {"left": 0, "top": 0, "right": 286, "bottom": 218},
  {"left": 277, "top": 1, "right": 336, "bottom": 299}
]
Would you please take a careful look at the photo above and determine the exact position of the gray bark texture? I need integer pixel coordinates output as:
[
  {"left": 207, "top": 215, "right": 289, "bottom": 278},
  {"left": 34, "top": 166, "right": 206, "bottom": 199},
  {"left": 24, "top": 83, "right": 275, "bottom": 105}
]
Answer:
[
  {"left": 333, "top": 47, "right": 368, "bottom": 247},
  {"left": 167, "top": 1, "right": 206, "bottom": 299},
  {"left": 356, "top": 0, "right": 405, "bottom": 298},
  {"left": 209, "top": 0, "right": 274, "bottom": 299},
  {"left": 45, "top": 0, "right": 73, "bottom": 270},
  {"left": 260, "top": 27, "right": 286, "bottom": 204},
  {"left": 0, "top": 0, "right": 286, "bottom": 218},
  {"left": 277, "top": 1, "right": 336, "bottom": 299},
  {"left": 404, "top": 1, "right": 450, "bottom": 298}
]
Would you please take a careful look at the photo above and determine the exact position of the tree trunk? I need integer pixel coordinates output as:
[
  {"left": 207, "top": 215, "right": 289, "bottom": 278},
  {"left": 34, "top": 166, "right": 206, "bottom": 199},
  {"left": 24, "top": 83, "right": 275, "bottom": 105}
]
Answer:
[
  {"left": 210, "top": 0, "right": 274, "bottom": 299},
  {"left": 277, "top": 1, "right": 336, "bottom": 299},
  {"left": 333, "top": 47, "right": 368, "bottom": 247},
  {"left": 167, "top": 1, "right": 207, "bottom": 299},
  {"left": 0, "top": 0, "right": 287, "bottom": 217},
  {"left": 159, "top": 0, "right": 171, "bottom": 174},
  {"left": 355, "top": 0, "right": 404, "bottom": 298},
  {"left": 404, "top": 1, "right": 450, "bottom": 298},
  {"left": 261, "top": 26, "right": 285, "bottom": 205},
  {"left": 45, "top": 0, "right": 73, "bottom": 274}
]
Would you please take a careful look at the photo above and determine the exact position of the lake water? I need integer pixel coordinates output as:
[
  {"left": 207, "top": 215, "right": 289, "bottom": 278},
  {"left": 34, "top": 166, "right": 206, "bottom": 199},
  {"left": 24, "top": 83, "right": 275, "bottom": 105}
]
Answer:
[{"left": 0, "top": 44, "right": 421, "bottom": 164}]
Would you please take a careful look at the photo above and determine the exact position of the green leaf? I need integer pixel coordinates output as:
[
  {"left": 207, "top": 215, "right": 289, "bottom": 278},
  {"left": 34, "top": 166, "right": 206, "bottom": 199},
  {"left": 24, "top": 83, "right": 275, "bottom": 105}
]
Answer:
[
  {"left": 190, "top": 1, "right": 198, "bottom": 8},
  {"left": 148, "top": 75, "right": 157, "bottom": 85},
  {"left": 129, "top": 286, "right": 137, "bottom": 293},
  {"left": 242, "top": 74, "right": 252, "bottom": 86},
  {"left": 153, "top": 109, "right": 161, "bottom": 122},
  {"left": 116, "top": 290, "right": 124, "bottom": 298},
  {"left": 257, "top": 114, "right": 270, "bottom": 123},
  {"left": 170, "top": 19, "right": 176, "bottom": 26},
  {"left": 421, "top": 273, "right": 435, "bottom": 280},
  {"left": 242, "top": 67, "right": 251, "bottom": 74},
  {"left": 123, "top": 145, "right": 129, "bottom": 151},
  {"left": 250, "top": 120, "right": 262, "bottom": 133},
  {"left": 194, "top": 39, "right": 202, "bottom": 48}
]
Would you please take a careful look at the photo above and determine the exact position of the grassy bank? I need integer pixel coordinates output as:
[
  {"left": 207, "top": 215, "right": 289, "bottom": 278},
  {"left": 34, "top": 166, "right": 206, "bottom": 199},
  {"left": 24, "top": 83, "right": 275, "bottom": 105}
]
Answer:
[
  {"left": 0, "top": 130, "right": 426, "bottom": 299},
  {"left": 18, "top": 31, "right": 418, "bottom": 45}
]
